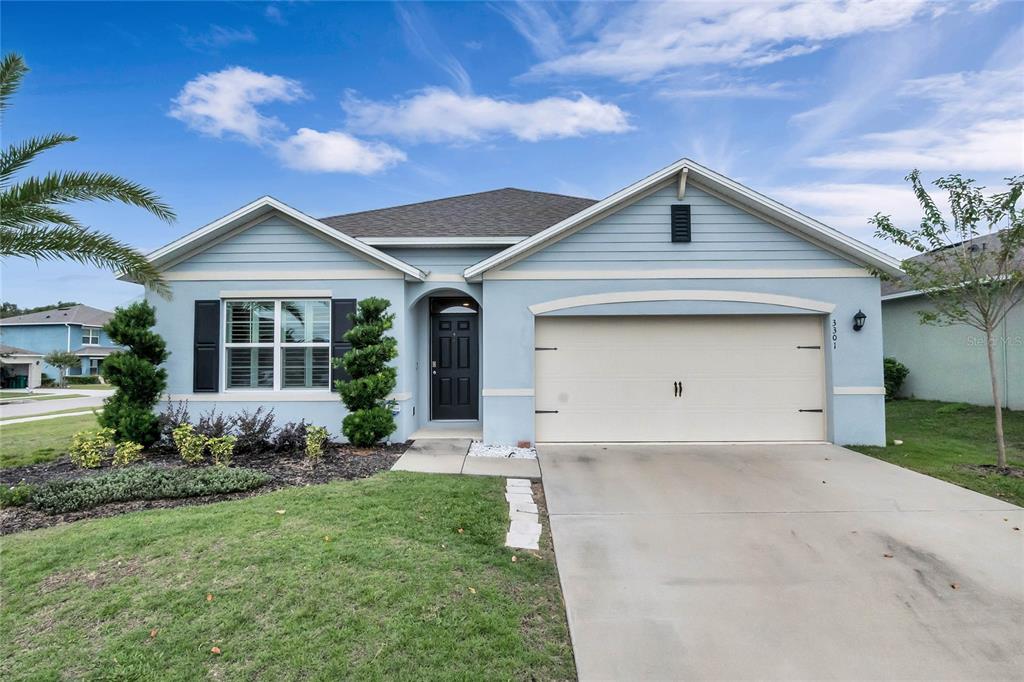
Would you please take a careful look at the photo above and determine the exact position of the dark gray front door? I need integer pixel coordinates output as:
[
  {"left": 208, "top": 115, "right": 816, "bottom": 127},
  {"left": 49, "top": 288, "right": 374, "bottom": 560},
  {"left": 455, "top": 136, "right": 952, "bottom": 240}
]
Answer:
[{"left": 430, "top": 312, "right": 478, "bottom": 420}]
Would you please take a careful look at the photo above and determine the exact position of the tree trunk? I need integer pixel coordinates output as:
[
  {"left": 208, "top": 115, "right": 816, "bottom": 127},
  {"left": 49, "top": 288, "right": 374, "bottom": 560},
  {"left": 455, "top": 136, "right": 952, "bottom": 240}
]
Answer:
[{"left": 984, "top": 327, "right": 1007, "bottom": 468}]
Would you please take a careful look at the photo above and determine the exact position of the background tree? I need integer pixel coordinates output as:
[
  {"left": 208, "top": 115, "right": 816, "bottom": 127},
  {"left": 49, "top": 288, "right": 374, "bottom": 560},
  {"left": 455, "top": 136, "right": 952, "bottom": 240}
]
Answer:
[
  {"left": 2, "top": 300, "right": 80, "bottom": 318},
  {"left": 43, "top": 350, "right": 79, "bottom": 388},
  {"left": 872, "top": 171, "right": 1023, "bottom": 467},
  {"left": 0, "top": 53, "right": 175, "bottom": 296},
  {"left": 99, "top": 301, "right": 168, "bottom": 446},
  {"left": 335, "top": 297, "right": 398, "bottom": 447}
]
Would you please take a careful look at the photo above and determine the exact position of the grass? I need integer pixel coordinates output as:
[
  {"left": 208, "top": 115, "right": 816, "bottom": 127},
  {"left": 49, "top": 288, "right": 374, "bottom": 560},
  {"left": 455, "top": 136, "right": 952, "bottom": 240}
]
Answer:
[
  {"left": 0, "top": 473, "right": 576, "bottom": 680},
  {"left": 0, "top": 413, "right": 100, "bottom": 468},
  {"left": 0, "top": 406, "right": 103, "bottom": 422},
  {"left": 0, "top": 392, "right": 85, "bottom": 402},
  {"left": 850, "top": 400, "right": 1024, "bottom": 506}
]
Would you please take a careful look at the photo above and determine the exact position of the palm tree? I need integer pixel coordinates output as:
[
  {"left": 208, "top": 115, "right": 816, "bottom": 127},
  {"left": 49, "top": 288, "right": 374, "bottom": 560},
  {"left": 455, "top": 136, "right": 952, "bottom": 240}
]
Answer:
[{"left": 0, "top": 53, "right": 175, "bottom": 296}]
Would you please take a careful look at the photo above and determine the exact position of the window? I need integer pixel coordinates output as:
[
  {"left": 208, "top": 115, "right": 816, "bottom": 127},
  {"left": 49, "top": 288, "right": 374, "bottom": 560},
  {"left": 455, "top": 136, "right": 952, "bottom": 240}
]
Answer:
[
  {"left": 82, "top": 327, "right": 100, "bottom": 345},
  {"left": 89, "top": 358, "right": 101, "bottom": 375},
  {"left": 223, "top": 299, "right": 330, "bottom": 390}
]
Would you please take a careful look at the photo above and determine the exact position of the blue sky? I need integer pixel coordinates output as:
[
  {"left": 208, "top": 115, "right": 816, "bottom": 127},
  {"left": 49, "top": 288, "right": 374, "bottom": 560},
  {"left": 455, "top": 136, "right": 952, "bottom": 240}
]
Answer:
[{"left": 3, "top": 0, "right": 1022, "bottom": 309}]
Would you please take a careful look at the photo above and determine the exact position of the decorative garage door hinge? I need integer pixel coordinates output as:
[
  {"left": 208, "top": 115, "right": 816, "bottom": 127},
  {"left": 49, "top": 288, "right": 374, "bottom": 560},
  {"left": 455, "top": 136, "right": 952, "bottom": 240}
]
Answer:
[
  {"left": 798, "top": 409, "right": 824, "bottom": 413},
  {"left": 535, "top": 410, "right": 559, "bottom": 414},
  {"left": 796, "top": 345, "right": 822, "bottom": 349},
  {"left": 534, "top": 347, "right": 558, "bottom": 351}
]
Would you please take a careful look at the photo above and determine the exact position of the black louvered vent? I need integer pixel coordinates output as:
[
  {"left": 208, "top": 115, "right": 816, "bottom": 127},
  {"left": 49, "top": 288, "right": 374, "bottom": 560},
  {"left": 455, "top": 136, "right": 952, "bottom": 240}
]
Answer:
[{"left": 671, "top": 204, "right": 691, "bottom": 243}]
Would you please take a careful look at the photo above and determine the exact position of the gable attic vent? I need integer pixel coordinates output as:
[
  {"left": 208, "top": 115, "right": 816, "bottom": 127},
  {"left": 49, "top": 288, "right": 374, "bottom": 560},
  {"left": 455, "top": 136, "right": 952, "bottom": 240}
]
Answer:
[{"left": 670, "top": 204, "right": 691, "bottom": 243}]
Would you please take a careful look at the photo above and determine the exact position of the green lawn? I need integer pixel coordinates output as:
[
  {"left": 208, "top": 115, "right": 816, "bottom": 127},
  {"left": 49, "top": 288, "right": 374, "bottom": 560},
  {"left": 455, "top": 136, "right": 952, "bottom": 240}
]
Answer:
[
  {"left": 0, "top": 392, "right": 85, "bottom": 401},
  {"left": 0, "top": 473, "right": 575, "bottom": 680},
  {"left": 0, "top": 406, "right": 103, "bottom": 423},
  {"left": 0, "top": 413, "right": 100, "bottom": 467},
  {"left": 851, "top": 400, "right": 1024, "bottom": 506}
]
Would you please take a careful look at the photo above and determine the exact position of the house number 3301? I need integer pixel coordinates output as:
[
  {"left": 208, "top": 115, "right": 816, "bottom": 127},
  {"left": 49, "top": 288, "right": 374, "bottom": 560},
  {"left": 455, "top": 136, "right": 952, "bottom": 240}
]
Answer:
[{"left": 832, "top": 319, "right": 838, "bottom": 349}]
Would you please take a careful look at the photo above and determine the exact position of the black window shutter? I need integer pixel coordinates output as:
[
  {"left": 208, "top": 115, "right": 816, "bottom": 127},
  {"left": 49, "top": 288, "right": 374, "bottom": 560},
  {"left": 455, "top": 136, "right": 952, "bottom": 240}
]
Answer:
[
  {"left": 331, "top": 299, "right": 357, "bottom": 391},
  {"left": 193, "top": 300, "right": 220, "bottom": 392},
  {"left": 671, "top": 204, "right": 692, "bottom": 243}
]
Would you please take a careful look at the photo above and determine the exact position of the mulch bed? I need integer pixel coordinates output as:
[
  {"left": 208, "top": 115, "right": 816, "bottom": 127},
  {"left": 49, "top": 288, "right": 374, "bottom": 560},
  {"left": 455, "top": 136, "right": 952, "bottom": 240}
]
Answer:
[
  {"left": 0, "top": 442, "right": 408, "bottom": 535},
  {"left": 961, "top": 464, "right": 1024, "bottom": 479}
]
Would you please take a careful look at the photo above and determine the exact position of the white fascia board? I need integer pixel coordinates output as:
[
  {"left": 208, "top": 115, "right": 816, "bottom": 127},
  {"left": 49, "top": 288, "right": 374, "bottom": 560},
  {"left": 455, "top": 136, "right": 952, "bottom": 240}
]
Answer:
[
  {"left": 881, "top": 289, "right": 924, "bottom": 301},
  {"left": 140, "top": 196, "right": 426, "bottom": 282},
  {"left": 463, "top": 158, "right": 904, "bottom": 280},
  {"left": 358, "top": 236, "right": 525, "bottom": 247}
]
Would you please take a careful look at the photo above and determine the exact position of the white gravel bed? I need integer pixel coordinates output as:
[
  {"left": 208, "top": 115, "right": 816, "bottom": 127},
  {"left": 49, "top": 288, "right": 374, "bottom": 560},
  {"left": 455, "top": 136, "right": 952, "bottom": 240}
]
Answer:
[{"left": 467, "top": 440, "right": 537, "bottom": 459}]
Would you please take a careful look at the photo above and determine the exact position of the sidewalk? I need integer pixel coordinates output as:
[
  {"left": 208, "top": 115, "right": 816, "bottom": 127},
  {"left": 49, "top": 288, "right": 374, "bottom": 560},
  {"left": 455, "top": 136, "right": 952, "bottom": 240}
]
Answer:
[{"left": 392, "top": 439, "right": 541, "bottom": 478}]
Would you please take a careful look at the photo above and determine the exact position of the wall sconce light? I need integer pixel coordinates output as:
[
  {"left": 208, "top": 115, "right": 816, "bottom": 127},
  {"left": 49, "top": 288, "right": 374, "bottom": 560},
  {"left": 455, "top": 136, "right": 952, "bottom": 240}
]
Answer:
[{"left": 852, "top": 309, "right": 867, "bottom": 332}]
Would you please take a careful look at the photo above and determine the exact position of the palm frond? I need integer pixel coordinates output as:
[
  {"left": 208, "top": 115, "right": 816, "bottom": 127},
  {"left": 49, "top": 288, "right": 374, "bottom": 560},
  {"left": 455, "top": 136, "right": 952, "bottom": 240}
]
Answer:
[
  {"left": 0, "top": 53, "right": 27, "bottom": 112},
  {"left": 0, "top": 203, "right": 83, "bottom": 230},
  {"left": 0, "top": 225, "right": 169, "bottom": 297},
  {"left": 1, "top": 171, "right": 176, "bottom": 222},
  {"left": 1, "top": 133, "right": 77, "bottom": 183}
]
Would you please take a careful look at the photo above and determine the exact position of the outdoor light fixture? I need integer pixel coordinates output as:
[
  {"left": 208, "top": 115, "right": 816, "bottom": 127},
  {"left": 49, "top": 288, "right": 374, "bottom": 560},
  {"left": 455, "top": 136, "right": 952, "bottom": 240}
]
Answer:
[{"left": 852, "top": 309, "right": 867, "bottom": 332}]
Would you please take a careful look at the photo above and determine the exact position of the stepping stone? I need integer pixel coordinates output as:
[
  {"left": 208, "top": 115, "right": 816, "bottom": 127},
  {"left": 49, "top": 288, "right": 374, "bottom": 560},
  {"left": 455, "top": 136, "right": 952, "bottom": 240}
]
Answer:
[
  {"left": 509, "top": 520, "right": 542, "bottom": 535},
  {"left": 506, "top": 478, "right": 532, "bottom": 488},
  {"left": 505, "top": 492, "right": 534, "bottom": 505},
  {"left": 509, "top": 510, "right": 539, "bottom": 524},
  {"left": 505, "top": 532, "right": 539, "bottom": 550},
  {"left": 511, "top": 502, "right": 538, "bottom": 514}
]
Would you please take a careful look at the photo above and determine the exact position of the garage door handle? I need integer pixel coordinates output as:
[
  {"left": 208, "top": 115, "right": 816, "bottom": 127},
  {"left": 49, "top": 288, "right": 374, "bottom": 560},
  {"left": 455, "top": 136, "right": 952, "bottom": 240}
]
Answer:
[{"left": 674, "top": 381, "right": 682, "bottom": 397}]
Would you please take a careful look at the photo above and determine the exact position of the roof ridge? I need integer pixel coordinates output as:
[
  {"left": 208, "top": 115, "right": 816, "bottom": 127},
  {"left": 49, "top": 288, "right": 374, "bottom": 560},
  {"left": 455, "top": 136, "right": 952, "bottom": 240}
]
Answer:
[{"left": 319, "top": 187, "right": 595, "bottom": 221}]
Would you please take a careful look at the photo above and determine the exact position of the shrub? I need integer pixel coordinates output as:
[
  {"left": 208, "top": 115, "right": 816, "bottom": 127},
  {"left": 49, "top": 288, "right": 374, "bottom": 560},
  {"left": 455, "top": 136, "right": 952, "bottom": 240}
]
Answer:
[
  {"left": 99, "top": 301, "right": 168, "bottom": 446},
  {"left": 196, "top": 408, "right": 233, "bottom": 439},
  {"left": 208, "top": 435, "right": 237, "bottom": 467},
  {"left": 66, "top": 375, "right": 101, "bottom": 385},
  {"left": 30, "top": 465, "right": 271, "bottom": 515},
  {"left": 173, "top": 423, "right": 208, "bottom": 464},
  {"left": 156, "top": 401, "right": 191, "bottom": 452},
  {"left": 1, "top": 482, "right": 37, "bottom": 508},
  {"left": 274, "top": 420, "right": 308, "bottom": 453},
  {"left": 112, "top": 441, "right": 144, "bottom": 466},
  {"left": 883, "top": 357, "right": 910, "bottom": 399},
  {"left": 305, "top": 426, "right": 329, "bottom": 464},
  {"left": 234, "top": 407, "right": 276, "bottom": 455},
  {"left": 69, "top": 428, "right": 115, "bottom": 468},
  {"left": 335, "top": 297, "right": 397, "bottom": 446},
  {"left": 937, "top": 402, "right": 972, "bottom": 415}
]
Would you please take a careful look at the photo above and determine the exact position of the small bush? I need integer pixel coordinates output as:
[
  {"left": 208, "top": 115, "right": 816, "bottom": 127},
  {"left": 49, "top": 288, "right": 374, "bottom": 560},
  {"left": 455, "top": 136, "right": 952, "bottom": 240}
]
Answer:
[
  {"left": 156, "top": 401, "right": 191, "bottom": 452},
  {"left": 208, "top": 435, "right": 237, "bottom": 467},
  {"left": 341, "top": 407, "right": 394, "bottom": 448},
  {"left": 883, "top": 357, "right": 910, "bottom": 399},
  {"left": 30, "top": 465, "right": 272, "bottom": 515},
  {"left": 173, "top": 424, "right": 208, "bottom": 464},
  {"left": 69, "top": 428, "right": 115, "bottom": 469},
  {"left": 1, "top": 482, "right": 37, "bottom": 508},
  {"left": 274, "top": 420, "right": 309, "bottom": 453},
  {"left": 112, "top": 441, "right": 144, "bottom": 466},
  {"left": 196, "top": 408, "right": 233, "bottom": 439},
  {"left": 234, "top": 407, "right": 276, "bottom": 455},
  {"left": 305, "top": 426, "right": 329, "bottom": 464},
  {"left": 936, "top": 402, "right": 973, "bottom": 415},
  {"left": 66, "top": 375, "right": 101, "bottom": 385}
]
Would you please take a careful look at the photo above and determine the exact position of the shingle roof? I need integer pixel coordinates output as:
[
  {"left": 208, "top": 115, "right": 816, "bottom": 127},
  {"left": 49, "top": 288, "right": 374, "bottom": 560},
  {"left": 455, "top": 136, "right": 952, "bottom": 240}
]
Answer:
[
  {"left": 72, "top": 345, "right": 121, "bottom": 357},
  {"left": 882, "top": 231, "right": 1022, "bottom": 296},
  {"left": 319, "top": 188, "right": 597, "bottom": 239},
  {"left": 0, "top": 344, "right": 43, "bottom": 356},
  {"left": 0, "top": 304, "right": 113, "bottom": 326}
]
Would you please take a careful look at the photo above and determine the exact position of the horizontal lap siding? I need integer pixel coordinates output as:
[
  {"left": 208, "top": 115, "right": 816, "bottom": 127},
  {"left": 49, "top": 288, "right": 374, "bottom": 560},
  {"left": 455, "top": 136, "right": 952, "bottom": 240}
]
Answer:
[
  {"left": 504, "top": 183, "right": 855, "bottom": 271},
  {"left": 168, "top": 217, "right": 385, "bottom": 273}
]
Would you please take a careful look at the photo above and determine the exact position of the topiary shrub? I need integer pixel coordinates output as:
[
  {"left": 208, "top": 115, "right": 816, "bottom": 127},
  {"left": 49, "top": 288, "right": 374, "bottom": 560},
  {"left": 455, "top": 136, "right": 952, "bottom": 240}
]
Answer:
[
  {"left": 99, "top": 301, "right": 168, "bottom": 446},
  {"left": 335, "top": 297, "right": 398, "bottom": 447},
  {"left": 883, "top": 357, "right": 910, "bottom": 399}
]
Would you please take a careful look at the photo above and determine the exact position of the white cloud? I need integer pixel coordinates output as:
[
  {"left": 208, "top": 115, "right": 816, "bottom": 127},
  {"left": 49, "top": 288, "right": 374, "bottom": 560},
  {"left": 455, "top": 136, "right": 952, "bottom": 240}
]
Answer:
[
  {"left": 808, "top": 66, "right": 1024, "bottom": 172},
  {"left": 342, "top": 87, "right": 631, "bottom": 143},
  {"left": 276, "top": 128, "right": 406, "bottom": 174},
  {"left": 181, "top": 25, "right": 257, "bottom": 52},
  {"left": 395, "top": 3, "right": 471, "bottom": 93},
  {"left": 657, "top": 78, "right": 794, "bottom": 99},
  {"left": 170, "top": 66, "right": 306, "bottom": 143},
  {"left": 264, "top": 5, "right": 286, "bottom": 26},
  {"left": 516, "top": 0, "right": 939, "bottom": 82}
]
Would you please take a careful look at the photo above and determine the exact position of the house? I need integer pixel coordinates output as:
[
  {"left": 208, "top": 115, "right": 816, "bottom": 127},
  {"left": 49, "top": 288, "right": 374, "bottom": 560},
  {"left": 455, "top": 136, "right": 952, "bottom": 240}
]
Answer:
[
  {"left": 0, "top": 344, "right": 44, "bottom": 389},
  {"left": 0, "top": 304, "right": 120, "bottom": 385},
  {"left": 134, "top": 159, "right": 901, "bottom": 446},
  {"left": 882, "top": 233, "right": 1023, "bottom": 409}
]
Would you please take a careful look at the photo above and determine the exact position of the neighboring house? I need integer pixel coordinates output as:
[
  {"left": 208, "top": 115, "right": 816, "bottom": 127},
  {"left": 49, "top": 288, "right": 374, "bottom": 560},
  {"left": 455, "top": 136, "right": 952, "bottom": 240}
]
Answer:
[
  {"left": 0, "top": 304, "right": 120, "bottom": 382},
  {"left": 882, "top": 233, "right": 1023, "bottom": 409},
  {"left": 0, "top": 344, "right": 44, "bottom": 389},
  {"left": 133, "top": 159, "right": 901, "bottom": 446}
]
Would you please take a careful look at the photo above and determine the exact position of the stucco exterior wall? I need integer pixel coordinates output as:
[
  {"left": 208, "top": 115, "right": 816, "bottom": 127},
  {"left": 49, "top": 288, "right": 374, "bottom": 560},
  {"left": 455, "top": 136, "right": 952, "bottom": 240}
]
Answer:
[{"left": 883, "top": 295, "right": 1022, "bottom": 410}]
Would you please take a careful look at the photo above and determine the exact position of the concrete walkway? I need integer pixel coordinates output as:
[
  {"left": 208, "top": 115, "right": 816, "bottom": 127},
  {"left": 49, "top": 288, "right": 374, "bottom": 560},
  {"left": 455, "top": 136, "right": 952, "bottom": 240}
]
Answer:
[
  {"left": 541, "top": 443, "right": 1024, "bottom": 681},
  {"left": 392, "top": 438, "right": 541, "bottom": 478},
  {"left": 0, "top": 388, "right": 108, "bottom": 419}
]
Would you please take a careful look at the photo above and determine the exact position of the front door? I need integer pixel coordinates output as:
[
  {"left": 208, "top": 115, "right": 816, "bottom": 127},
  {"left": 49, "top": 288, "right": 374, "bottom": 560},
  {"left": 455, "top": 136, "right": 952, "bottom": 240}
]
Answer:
[{"left": 430, "top": 309, "right": 479, "bottom": 420}]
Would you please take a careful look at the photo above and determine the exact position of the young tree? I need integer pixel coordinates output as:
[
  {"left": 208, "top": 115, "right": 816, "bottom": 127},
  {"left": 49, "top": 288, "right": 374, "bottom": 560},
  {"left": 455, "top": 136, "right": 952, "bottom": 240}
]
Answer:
[
  {"left": 335, "top": 297, "right": 398, "bottom": 447},
  {"left": 0, "top": 53, "right": 175, "bottom": 296},
  {"left": 43, "top": 350, "right": 79, "bottom": 387},
  {"left": 872, "top": 171, "right": 1023, "bottom": 467},
  {"left": 99, "top": 301, "right": 168, "bottom": 446}
]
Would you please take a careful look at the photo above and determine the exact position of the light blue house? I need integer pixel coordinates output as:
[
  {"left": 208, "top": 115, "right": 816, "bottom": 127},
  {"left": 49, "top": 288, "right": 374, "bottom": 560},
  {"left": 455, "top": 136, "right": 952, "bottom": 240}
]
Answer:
[
  {"left": 135, "top": 159, "right": 901, "bottom": 446},
  {"left": 0, "top": 304, "right": 119, "bottom": 386}
]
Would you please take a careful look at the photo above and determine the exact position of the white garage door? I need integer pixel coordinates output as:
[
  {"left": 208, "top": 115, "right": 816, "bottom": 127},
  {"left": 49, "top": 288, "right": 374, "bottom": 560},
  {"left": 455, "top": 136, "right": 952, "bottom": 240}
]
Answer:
[{"left": 534, "top": 315, "right": 827, "bottom": 442}]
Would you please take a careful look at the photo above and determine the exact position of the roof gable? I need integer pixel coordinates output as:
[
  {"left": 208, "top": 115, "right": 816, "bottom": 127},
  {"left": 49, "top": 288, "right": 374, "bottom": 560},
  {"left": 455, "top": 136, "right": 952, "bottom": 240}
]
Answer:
[
  {"left": 0, "top": 304, "right": 113, "bottom": 327},
  {"left": 464, "top": 159, "right": 903, "bottom": 280},
  {"left": 143, "top": 197, "right": 426, "bottom": 281}
]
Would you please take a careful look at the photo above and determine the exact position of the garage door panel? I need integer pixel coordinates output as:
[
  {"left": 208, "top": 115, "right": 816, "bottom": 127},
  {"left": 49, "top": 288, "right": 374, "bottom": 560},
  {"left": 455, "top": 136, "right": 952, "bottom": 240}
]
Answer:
[{"left": 535, "top": 315, "right": 826, "bottom": 442}]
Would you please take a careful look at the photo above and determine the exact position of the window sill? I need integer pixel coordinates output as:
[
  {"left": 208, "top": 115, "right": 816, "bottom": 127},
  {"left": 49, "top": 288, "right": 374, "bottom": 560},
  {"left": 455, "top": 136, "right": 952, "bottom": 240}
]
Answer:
[{"left": 167, "top": 391, "right": 337, "bottom": 402}]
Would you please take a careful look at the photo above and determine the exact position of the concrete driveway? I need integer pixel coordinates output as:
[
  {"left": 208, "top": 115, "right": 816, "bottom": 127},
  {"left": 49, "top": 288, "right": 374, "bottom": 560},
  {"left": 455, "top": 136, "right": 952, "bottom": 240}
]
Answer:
[{"left": 539, "top": 443, "right": 1024, "bottom": 681}]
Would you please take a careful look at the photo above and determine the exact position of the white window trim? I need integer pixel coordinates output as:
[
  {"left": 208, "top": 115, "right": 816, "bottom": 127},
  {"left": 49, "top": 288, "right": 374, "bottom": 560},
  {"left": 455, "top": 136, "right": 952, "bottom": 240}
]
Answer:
[
  {"left": 82, "top": 326, "right": 101, "bottom": 346},
  {"left": 222, "top": 299, "right": 332, "bottom": 392}
]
